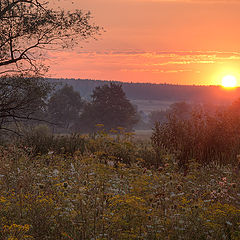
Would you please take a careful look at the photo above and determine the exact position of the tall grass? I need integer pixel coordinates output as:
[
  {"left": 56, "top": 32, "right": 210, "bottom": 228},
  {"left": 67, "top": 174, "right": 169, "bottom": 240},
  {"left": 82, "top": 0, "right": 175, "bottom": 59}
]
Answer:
[
  {"left": 152, "top": 106, "right": 240, "bottom": 168},
  {"left": 0, "top": 143, "right": 239, "bottom": 239}
]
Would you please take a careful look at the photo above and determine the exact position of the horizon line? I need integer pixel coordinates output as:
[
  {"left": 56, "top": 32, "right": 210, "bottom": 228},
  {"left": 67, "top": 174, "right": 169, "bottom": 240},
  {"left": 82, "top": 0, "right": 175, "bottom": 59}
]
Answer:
[{"left": 46, "top": 77, "right": 240, "bottom": 88}]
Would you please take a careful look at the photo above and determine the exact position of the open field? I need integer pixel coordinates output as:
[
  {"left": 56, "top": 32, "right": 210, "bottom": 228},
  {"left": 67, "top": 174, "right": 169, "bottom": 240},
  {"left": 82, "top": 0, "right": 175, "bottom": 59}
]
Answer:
[
  {"left": 134, "top": 129, "right": 152, "bottom": 141},
  {"left": 131, "top": 100, "right": 174, "bottom": 114},
  {"left": 1, "top": 1, "right": 240, "bottom": 239},
  {"left": 0, "top": 139, "right": 239, "bottom": 239}
]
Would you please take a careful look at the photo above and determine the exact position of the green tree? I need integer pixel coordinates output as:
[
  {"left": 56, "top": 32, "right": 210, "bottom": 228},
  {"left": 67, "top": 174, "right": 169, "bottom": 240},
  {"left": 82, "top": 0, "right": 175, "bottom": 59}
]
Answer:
[
  {"left": 80, "top": 83, "right": 138, "bottom": 132},
  {"left": 48, "top": 85, "right": 83, "bottom": 132}
]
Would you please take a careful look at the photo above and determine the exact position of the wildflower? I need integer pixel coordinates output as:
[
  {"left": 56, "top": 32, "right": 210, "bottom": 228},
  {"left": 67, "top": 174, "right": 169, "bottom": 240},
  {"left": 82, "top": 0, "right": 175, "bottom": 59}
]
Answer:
[
  {"left": 96, "top": 123, "right": 104, "bottom": 128},
  {"left": 53, "top": 169, "right": 59, "bottom": 176},
  {"left": 0, "top": 196, "right": 7, "bottom": 203},
  {"left": 226, "top": 221, "right": 232, "bottom": 226},
  {"left": 158, "top": 166, "right": 163, "bottom": 171},
  {"left": 219, "top": 181, "right": 225, "bottom": 186},
  {"left": 176, "top": 185, "right": 182, "bottom": 192},
  {"left": 107, "top": 161, "right": 114, "bottom": 167},
  {"left": 222, "top": 177, "right": 227, "bottom": 182},
  {"left": 110, "top": 129, "right": 118, "bottom": 134},
  {"left": 63, "top": 182, "right": 68, "bottom": 188}
]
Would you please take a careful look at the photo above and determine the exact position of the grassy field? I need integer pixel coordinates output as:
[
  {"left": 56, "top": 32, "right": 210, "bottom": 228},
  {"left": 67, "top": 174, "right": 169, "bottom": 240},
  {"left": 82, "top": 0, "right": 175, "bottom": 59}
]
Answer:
[
  {"left": 0, "top": 131, "right": 239, "bottom": 239},
  {"left": 131, "top": 99, "right": 174, "bottom": 114},
  {"left": 134, "top": 129, "right": 152, "bottom": 141}
]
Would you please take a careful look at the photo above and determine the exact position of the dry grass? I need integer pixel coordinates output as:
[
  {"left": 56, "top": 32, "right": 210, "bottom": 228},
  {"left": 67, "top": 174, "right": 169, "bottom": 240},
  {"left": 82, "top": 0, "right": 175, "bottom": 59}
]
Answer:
[{"left": 0, "top": 131, "right": 239, "bottom": 239}]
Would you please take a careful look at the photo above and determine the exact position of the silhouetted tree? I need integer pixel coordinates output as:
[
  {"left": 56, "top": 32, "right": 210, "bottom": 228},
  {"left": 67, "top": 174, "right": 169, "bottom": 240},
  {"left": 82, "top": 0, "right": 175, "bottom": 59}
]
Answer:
[
  {"left": 0, "top": 75, "right": 52, "bottom": 134},
  {"left": 48, "top": 85, "right": 83, "bottom": 132},
  {"left": 80, "top": 83, "right": 138, "bottom": 132},
  {"left": 0, "top": 0, "right": 101, "bottom": 75}
]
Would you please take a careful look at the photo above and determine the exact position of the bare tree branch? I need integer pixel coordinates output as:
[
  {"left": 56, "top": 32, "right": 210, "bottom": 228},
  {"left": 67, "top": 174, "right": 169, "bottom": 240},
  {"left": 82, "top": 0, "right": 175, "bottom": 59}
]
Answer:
[
  {"left": 0, "top": 0, "right": 44, "bottom": 19},
  {"left": 0, "top": 0, "right": 101, "bottom": 75}
]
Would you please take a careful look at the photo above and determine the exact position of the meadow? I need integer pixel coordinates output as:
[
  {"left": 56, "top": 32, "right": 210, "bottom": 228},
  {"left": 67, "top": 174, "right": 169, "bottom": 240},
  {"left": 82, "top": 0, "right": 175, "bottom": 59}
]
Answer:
[
  {"left": 0, "top": 128, "right": 239, "bottom": 240},
  {"left": 131, "top": 100, "right": 174, "bottom": 114},
  {"left": 1, "top": 0, "right": 240, "bottom": 239}
]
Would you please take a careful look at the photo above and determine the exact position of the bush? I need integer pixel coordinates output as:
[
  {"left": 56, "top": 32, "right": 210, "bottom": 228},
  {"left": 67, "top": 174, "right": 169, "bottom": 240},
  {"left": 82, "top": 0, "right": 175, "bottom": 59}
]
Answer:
[
  {"left": 151, "top": 105, "right": 240, "bottom": 167},
  {"left": 86, "top": 127, "right": 137, "bottom": 165},
  {"left": 19, "top": 125, "right": 87, "bottom": 156},
  {"left": 21, "top": 124, "right": 54, "bottom": 154}
]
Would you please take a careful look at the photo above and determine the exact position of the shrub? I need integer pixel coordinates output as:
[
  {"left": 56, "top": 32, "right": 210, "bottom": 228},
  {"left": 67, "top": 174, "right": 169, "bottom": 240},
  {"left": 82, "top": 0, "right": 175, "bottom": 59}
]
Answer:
[
  {"left": 151, "top": 105, "right": 240, "bottom": 167},
  {"left": 87, "top": 127, "right": 137, "bottom": 165}
]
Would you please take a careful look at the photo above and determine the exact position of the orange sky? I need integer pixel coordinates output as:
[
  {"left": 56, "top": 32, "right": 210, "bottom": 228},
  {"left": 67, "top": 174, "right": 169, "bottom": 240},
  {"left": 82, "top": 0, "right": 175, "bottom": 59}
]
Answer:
[{"left": 47, "top": 0, "right": 240, "bottom": 86}]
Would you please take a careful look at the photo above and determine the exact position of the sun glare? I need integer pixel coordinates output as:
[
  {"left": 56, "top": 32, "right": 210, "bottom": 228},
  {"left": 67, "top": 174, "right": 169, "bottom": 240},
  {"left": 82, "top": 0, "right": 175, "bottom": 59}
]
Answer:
[{"left": 221, "top": 75, "right": 237, "bottom": 88}]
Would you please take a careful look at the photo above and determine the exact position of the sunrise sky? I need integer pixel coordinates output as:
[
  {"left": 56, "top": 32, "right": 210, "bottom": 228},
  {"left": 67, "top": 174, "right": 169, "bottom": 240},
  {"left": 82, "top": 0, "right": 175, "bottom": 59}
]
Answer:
[{"left": 47, "top": 0, "right": 240, "bottom": 86}]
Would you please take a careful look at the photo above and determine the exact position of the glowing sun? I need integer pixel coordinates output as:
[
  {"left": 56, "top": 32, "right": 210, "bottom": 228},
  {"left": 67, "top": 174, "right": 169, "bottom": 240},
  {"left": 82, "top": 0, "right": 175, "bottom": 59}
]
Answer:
[{"left": 221, "top": 75, "right": 237, "bottom": 88}]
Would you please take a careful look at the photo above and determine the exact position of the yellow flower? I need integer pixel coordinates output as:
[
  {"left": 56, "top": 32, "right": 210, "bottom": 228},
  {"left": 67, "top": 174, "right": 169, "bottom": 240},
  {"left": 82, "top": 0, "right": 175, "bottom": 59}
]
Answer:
[{"left": 0, "top": 196, "right": 7, "bottom": 203}]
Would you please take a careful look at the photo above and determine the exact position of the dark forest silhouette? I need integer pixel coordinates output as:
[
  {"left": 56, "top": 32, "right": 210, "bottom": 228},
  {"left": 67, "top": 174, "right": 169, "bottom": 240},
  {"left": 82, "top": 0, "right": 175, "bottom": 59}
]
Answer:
[{"left": 49, "top": 78, "right": 240, "bottom": 104}]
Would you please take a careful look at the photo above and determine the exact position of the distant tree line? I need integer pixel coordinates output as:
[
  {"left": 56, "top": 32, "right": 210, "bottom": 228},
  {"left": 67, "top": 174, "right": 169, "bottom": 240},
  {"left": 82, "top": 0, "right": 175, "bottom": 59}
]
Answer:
[
  {"left": 0, "top": 78, "right": 139, "bottom": 135},
  {"left": 2, "top": 75, "right": 240, "bottom": 137},
  {"left": 47, "top": 83, "right": 138, "bottom": 133},
  {"left": 49, "top": 78, "right": 240, "bottom": 104}
]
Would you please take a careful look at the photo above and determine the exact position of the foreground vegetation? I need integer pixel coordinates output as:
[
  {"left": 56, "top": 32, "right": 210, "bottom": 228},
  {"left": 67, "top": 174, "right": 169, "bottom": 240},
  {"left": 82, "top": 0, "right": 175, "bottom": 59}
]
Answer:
[{"left": 0, "top": 129, "right": 239, "bottom": 240}]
